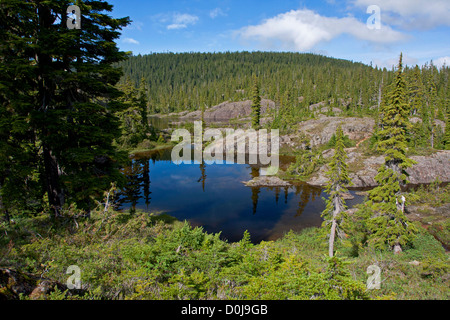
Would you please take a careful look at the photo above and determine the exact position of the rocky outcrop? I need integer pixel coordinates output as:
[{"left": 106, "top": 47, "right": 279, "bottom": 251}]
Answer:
[
  {"left": 243, "top": 176, "right": 291, "bottom": 187},
  {"left": 180, "top": 99, "right": 276, "bottom": 121},
  {"left": 408, "top": 152, "right": 450, "bottom": 185},
  {"left": 204, "top": 130, "right": 279, "bottom": 156},
  {"left": 296, "top": 116, "right": 375, "bottom": 148},
  {"left": 308, "top": 150, "right": 450, "bottom": 188}
]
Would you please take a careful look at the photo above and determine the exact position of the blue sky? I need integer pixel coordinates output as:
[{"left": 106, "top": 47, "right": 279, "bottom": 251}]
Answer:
[{"left": 108, "top": 0, "right": 450, "bottom": 69}]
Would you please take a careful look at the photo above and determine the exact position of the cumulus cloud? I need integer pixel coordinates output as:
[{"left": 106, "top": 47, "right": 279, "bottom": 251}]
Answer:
[
  {"left": 122, "top": 37, "right": 140, "bottom": 45},
  {"left": 352, "top": 0, "right": 450, "bottom": 29},
  {"left": 167, "top": 13, "right": 199, "bottom": 30},
  {"left": 238, "top": 9, "right": 407, "bottom": 51},
  {"left": 433, "top": 56, "right": 450, "bottom": 68}
]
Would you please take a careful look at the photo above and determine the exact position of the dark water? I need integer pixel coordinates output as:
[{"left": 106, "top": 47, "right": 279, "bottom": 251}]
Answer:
[{"left": 117, "top": 147, "right": 365, "bottom": 244}]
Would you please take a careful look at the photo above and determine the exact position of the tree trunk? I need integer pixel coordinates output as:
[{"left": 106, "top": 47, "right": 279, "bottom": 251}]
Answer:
[
  {"left": 329, "top": 194, "right": 341, "bottom": 258},
  {"left": 431, "top": 127, "right": 435, "bottom": 149},
  {"left": 329, "top": 218, "right": 337, "bottom": 257},
  {"left": 43, "top": 144, "right": 64, "bottom": 217}
]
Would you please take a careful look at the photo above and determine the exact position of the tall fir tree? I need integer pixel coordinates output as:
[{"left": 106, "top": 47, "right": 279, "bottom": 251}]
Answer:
[
  {"left": 425, "top": 63, "right": 438, "bottom": 148},
  {"left": 407, "top": 66, "right": 428, "bottom": 148},
  {"left": 364, "top": 54, "right": 418, "bottom": 251},
  {"left": 251, "top": 75, "right": 261, "bottom": 129},
  {"left": 445, "top": 101, "right": 450, "bottom": 150},
  {"left": 138, "top": 77, "right": 150, "bottom": 135},
  {"left": 321, "top": 124, "right": 352, "bottom": 257},
  {"left": 0, "top": 0, "right": 130, "bottom": 215},
  {"left": 376, "top": 53, "right": 416, "bottom": 185},
  {"left": 116, "top": 77, "right": 144, "bottom": 148}
]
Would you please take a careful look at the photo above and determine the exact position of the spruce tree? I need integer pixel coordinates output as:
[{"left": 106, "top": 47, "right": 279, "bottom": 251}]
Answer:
[
  {"left": 0, "top": 0, "right": 130, "bottom": 215},
  {"left": 376, "top": 53, "right": 415, "bottom": 185},
  {"left": 407, "top": 66, "right": 427, "bottom": 148},
  {"left": 251, "top": 75, "right": 261, "bottom": 129},
  {"left": 116, "top": 77, "right": 143, "bottom": 148},
  {"left": 424, "top": 63, "right": 438, "bottom": 148},
  {"left": 321, "top": 124, "right": 352, "bottom": 257},
  {"left": 445, "top": 102, "right": 450, "bottom": 150},
  {"left": 138, "top": 77, "right": 150, "bottom": 135},
  {"left": 365, "top": 54, "right": 417, "bottom": 251},
  {"left": 408, "top": 66, "right": 425, "bottom": 117}
]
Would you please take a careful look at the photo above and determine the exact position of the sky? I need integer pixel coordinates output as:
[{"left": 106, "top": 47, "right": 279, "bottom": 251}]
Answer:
[{"left": 107, "top": 0, "right": 450, "bottom": 69}]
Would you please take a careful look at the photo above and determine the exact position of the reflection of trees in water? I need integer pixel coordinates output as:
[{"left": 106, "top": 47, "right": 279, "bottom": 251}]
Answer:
[
  {"left": 118, "top": 155, "right": 153, "bottom": 212},
  {"left": 275, "top": 187, "right": 280, "bottom": 204},
  {"left": 245, "top": 163, "right": 321, "bottom": 217},
  {"left": 118, "top": 148, "right": 173, "bottom": 212},
  {"left": 266, "top": 182, "right": 322, "bottom": 218},
  {"left": 295, "top": 185, "right": 309, "bottom": 217},
  {"left": 118, "top": 151, "right": 325, "bottom": 221},
  {"left": 198, "top": 161, "right": 207, "bottom": 192},
  {"left": 284, "top": 186, "right": 289, "bottom": 204},
  {"left": 295, "top": 184, "right": 323, "bottom": 217},
  {"left": 137, "top": 157, "right": 151, "bottom": 208},
  {"left": 250, "top": 166, "right": 260, "bottom": 215},
  {"left": 118, "top": 160, "right": 143, "bottom": 213}
]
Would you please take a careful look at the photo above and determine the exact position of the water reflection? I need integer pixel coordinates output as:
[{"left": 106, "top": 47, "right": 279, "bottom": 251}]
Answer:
[{"left": 117, "top": 148, "right": 364, "bottom": 243}]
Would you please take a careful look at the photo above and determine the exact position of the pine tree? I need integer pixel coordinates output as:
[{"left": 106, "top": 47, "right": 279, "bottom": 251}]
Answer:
[
  {"left": 138, "top": 77, "right": 150, "bottom": 134},
  {"left": 116, "top": 77, "right": 144, "bottom": 148},
  {"left": 251, "top": 75, "right": 261, "bottom": 129},
  {"left": 445, "top": 101, "right": 450, "bottom": 150},
  {"left": 407, "top": 66, "right": 430, "bottom": 148},
  {"left": 365, "top": 54, "right": 418, "bottom": 251},
  {"left": 408, "top": 66, "right": 425, "bottom": 117},
  {"left": 425, "top": 63, "right": 438, "bottom": 148},
  {"left": 0, "top": 0, "right": 130, "bottom": 214},
  {"left": 377, "top": 53, "right": 415, "bottom": 186},
  {"left": 321, "top": 124, "right": 352, "bottom": 257}
]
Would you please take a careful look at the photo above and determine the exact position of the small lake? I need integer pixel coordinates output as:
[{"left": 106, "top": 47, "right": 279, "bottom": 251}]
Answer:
[{"left": 117, "top": 147, "right": 365, "bottom": 244}]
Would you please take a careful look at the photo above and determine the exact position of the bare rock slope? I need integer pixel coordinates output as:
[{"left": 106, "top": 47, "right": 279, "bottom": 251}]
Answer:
[
  {"left": 308, "top": 150, "right": 450, "bottom": 188},
  {"left": 180, "top": 99, "right": 275, "bottom": 121}
]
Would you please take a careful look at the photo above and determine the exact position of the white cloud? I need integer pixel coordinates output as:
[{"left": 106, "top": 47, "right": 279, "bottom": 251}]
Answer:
[
  {"left": 352, "top": 0, "right": 450, "bottom": 29},
  {"left": 433, "top": 56, "right": 450, "bottom": 68},
  {"left": 167, "top": 13, "right": 199, "bottom": 30},
  {"left": 122, "top": 37, "right": 140, "bottom": 45},
  {"left": 371, "top": 54, "right": 419, "bottom": 69},
  {"left": 210, "top": 8, "right": 226, "bottom": 19},
  {"left": 238, "top": 9, "right": 406, "bottom": 51}
]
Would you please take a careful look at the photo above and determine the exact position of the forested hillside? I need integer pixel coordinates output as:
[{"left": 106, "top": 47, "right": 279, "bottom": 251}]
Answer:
[
  {"left": 117, "top": 51, "right": 449, "bottom": 149},
  {"left": 118, "top": 52, "right": 447, "bottom": 117},
  {"left": 118, "top": 52, "right": 383, "bottom": 114}
]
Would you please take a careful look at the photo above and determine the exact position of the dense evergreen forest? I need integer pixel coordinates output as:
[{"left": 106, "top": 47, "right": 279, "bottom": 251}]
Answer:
[
  {"left": 118, "top": 52, "right": 384, "bottom": 114},
  {"left": 118, "top": 52, "right": 448, "bottom": 120},
  {"left": 117, "top": 51, "right": 449, "bottom": 151}
]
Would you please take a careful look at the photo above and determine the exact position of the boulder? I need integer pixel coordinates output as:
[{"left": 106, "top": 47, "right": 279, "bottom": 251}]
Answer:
[
  {"left": 308, "top": 150, "right": 450, "bottom": 188},
  {"left": 243, "top": 176, "right": 291, "bottom": 187},
  {"left": 297, "top": 116, "right": 375, "bottom": 148},
  {"left": 181, "top": 99, "right": 276, "bottom": 121}
]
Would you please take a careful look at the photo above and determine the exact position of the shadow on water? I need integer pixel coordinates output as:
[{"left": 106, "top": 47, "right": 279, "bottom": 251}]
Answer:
[{"left": 117, "top": 147, "right": 365, "bottom": 244}]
